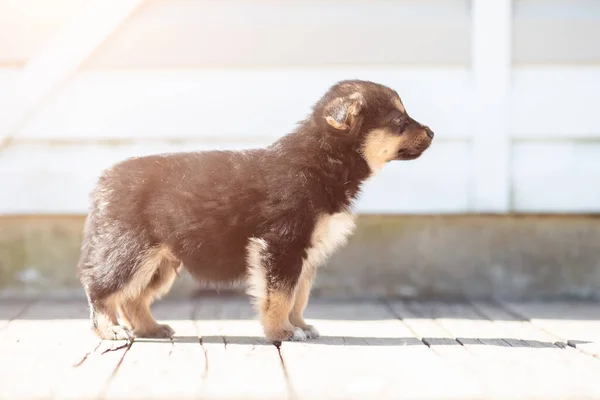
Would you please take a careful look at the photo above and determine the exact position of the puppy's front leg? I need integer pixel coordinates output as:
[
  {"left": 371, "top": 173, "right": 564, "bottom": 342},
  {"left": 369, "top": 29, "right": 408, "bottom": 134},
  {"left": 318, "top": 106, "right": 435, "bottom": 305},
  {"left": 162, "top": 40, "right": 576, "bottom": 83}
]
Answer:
[
  {"left": 261, "top": 289, "right": 308, "bottom": 343},
  {"left": 289, "top": 267, "right": 320, "bottom": 339},
  {"left": 246, "top": 237, "right": 306, "bottom": 343}
]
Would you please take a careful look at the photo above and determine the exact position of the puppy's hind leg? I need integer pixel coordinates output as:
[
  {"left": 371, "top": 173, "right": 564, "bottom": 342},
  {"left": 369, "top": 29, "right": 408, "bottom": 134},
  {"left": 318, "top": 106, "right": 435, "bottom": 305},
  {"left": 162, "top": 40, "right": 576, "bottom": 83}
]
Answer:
[
  {"left": 88, "top": 296, "right": 134, "bottom": 341},
  {"left": 119, "top": 295, "right": 174, "bottom": 338},
  {"left": 246, "top": 238, "right": 306, "bottom": 343},
  {"left": 119, "top": 249, "right": 179, "bottom": 338},
  {"left": 79, "top": 253, "right": 134, "bottom": 340}
]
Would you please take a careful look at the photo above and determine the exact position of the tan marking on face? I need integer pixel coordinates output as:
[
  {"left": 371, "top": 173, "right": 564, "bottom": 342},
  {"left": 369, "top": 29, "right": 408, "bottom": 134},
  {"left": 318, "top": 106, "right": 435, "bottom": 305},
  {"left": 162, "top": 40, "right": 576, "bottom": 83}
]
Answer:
[
  {"left": 361, "top": 128, "right": 406, "bottom": 173},
  {"left": 393, "top": 97, "right": 406, "bottom": 113}
]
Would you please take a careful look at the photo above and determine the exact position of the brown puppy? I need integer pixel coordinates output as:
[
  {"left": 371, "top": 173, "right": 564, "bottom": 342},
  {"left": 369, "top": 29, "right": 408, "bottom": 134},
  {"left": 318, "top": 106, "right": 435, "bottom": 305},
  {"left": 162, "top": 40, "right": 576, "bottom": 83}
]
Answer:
[{"left": 77, "top": 79, "right": 434, "bottom": 343}]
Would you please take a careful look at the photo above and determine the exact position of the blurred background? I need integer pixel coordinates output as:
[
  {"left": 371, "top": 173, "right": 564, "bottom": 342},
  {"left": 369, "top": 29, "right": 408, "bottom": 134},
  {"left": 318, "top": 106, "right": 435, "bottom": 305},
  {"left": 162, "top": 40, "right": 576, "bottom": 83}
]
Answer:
[{"left": 0, "top": 0, "right": 599, "bottom": 300}]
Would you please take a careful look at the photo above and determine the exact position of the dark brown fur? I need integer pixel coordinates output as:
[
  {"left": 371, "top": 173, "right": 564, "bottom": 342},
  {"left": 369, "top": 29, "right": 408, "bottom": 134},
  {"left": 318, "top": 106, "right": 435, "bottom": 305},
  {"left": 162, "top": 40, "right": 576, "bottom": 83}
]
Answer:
[{"left": 77, "top": 80, "right": 434, "bottom": 342}]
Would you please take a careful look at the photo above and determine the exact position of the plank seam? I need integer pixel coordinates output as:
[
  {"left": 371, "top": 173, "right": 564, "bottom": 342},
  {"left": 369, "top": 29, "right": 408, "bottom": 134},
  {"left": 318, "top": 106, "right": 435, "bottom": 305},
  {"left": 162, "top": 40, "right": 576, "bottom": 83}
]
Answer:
[
  {"left": 191, "top": 302, "right": 210, "bottom": 380},
  {"left": 380, "top": 299, "right": 461, "bottom": 350},
  {"left": 467, "top": 299, "right": 528, "bottom": 348},
  {"left": 0, "top": 299, "right": 36, "bottom": 334},
  {"left": 494, "top": 299, "right": 600, "bottom": 360},
  {"left": 275, "top": 343, "right": 299, "bottom": 400},
  {"left": 96, "top": 340, "right": 133, "bottom": 399}
]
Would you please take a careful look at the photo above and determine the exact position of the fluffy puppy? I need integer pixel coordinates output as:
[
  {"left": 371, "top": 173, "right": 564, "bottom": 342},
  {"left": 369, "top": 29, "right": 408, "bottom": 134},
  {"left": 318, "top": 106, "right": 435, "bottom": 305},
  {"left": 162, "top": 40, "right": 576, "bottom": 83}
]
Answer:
[{"left": 77, "top": 79, "right": 434, "bottom": 343}]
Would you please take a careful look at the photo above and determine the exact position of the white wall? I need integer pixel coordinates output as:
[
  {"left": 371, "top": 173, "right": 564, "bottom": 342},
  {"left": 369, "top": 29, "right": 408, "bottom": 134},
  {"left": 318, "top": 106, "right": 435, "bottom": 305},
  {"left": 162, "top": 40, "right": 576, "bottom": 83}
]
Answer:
[{"left": 0, "top": 0, "right": 599, "bottom": 215}]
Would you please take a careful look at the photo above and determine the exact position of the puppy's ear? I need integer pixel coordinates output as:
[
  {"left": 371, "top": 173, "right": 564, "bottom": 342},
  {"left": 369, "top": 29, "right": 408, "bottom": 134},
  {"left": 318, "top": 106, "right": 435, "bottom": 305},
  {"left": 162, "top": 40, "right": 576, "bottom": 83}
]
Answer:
[{"left": 324, "top": 92, "right": 365, "bottom": 131}]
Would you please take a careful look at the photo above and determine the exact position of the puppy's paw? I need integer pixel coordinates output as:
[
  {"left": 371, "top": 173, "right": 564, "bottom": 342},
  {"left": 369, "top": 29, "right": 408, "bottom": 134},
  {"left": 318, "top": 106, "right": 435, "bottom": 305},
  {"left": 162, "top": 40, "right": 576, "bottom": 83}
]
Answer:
[
  {"left": 266, "top": 327, "right": 307, "bottom": 343},
  {"left": 290, "top": 327, "right": 308, "bottom": 341},
  {"left": 290, "top": 318, "right": 320, "bottom": 339},
  {"left": 134, "top": 324, "right": 175, "bottom": 339},
  {"left": 302, "top": 325, "right": 320, "bottom": 339},
  {"left": 97, "top": 325, "right": 134, "bottom": 341}
]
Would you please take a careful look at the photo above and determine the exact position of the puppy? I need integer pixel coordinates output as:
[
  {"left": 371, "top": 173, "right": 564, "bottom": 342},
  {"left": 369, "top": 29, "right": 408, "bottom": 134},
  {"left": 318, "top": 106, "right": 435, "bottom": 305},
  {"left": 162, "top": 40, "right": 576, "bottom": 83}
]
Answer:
[{"left": 77, "top": 79, "right": 434, "bottom": 343}]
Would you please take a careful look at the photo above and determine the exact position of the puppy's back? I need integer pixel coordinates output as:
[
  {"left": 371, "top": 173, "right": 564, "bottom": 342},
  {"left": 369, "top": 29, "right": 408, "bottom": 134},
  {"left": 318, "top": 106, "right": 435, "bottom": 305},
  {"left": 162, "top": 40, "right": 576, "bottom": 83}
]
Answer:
[{"left": 87, "top": 148, "right": 269, "bottom": 244}]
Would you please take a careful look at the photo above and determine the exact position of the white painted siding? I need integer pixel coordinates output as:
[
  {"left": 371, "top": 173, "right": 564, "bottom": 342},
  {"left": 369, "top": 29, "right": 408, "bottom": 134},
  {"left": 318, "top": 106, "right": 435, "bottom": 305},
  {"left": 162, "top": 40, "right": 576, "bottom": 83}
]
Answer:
[{"left": 0, "top": 0, "right": 599, "bottom": 215}]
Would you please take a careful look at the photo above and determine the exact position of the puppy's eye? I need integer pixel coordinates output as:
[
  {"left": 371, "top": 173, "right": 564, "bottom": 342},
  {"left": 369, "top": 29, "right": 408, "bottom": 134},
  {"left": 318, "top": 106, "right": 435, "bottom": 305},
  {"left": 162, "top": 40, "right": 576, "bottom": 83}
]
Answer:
[{"left": 392, "top": 116, "right": 407, "bottom": 131}]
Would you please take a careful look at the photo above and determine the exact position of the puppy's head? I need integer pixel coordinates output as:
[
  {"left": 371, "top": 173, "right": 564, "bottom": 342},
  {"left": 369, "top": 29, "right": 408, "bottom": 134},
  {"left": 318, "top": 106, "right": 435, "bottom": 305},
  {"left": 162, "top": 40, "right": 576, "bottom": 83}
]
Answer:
[{"left": 316, "top": 80, "right": 434, "bottom": 172}]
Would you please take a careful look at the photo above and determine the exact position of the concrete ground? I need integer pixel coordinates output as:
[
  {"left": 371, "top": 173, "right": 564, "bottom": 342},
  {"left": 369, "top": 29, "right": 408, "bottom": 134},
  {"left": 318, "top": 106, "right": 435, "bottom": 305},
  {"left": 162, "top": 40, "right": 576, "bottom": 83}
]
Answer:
[
  {"left": 1, "top": 296, "right": 600, "bottom": 400},
  {"left": 3, "top": 215, "right": 600, "bottom": 301}
]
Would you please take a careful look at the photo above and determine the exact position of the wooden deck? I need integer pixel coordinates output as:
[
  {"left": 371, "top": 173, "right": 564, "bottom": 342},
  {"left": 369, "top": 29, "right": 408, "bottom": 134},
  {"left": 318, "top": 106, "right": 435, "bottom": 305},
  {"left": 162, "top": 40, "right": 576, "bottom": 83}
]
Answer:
[{"left": 1, "top": 297, "right": 599, "bottom": 400}]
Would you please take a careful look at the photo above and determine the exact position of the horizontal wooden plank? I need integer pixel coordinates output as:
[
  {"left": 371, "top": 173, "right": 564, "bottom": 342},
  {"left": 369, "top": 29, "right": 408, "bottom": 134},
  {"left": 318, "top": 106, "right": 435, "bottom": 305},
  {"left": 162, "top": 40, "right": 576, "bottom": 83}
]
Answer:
[
  {"left": 4, "top": 68, "right": 473, "bottom": 141},
  {"left": 511, "top": 141, "right": 600, "bottom": 212},
  {"left": 281, "top": 300, "right": 483, "bottom": 400},
  {"left": 85, "top": 0, "right": 470, "bottom": 68},
  {"left": 387, "top": 300, "right": 487, "bottom": 391},
  {"left": 509, "top": 67, "right": 600, "bottom": 138},
  {"left": 0, "top": 301, "right": 29, "bottom": 332},
  {"left": 0, "top": 300, "right": 127, "bottom": 400},
  {"left": 3, "top": 298, "right": 600, "bottom": 400},
  {"left": 474, "top": 301, "right": 600, "bottom": 369},
  {"left": 513, "top": 0, "right": 600, "bottom": 64},
  {"left": 192, "top": 298, "right": 289, "bottom": 400},
  {"left": 6, "top": 0, "right": 600, "bottom": 68},
  {"left": 502, "top": 301, "right": 600, "bottom": 360},
  {"left": 103, "top": 301, "right": 205, "bottom": 400},
  {"left": 0, "top": 0, "right": 470, "bottom": 68},
  {"left": 2, "top": 67, "right": 598, "bottom": 141},
  {"left": 0, "top": 140, "right": 470, "bottom": 214}
]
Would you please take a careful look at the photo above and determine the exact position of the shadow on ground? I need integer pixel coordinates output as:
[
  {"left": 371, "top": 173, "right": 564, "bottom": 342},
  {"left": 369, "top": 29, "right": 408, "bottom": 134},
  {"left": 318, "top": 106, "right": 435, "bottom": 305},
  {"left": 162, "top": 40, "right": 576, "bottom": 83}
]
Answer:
[
  {"left": 2, "top": 296, "right": 600, "bottom": 321},
  {"left": 129, "top": 335, "right": 590, "bottom": 348}
]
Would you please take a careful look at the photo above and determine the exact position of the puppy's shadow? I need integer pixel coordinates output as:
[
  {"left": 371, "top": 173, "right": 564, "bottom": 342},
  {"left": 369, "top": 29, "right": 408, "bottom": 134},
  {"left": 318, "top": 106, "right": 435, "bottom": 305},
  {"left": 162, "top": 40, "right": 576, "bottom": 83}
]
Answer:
[
  {"left": 134, "top": 335, "right": 419, "bottom": 346},
  {"left": 132, "top": 335, "right": 581, "bottom": 348}
]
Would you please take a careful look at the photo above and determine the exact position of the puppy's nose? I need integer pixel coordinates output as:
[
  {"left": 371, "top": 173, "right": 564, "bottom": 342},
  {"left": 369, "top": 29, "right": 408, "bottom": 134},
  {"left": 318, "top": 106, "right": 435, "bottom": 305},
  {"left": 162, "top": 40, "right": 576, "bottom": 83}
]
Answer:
[{"left": 425, "top": 127, "right": 434, "bottom": 139}]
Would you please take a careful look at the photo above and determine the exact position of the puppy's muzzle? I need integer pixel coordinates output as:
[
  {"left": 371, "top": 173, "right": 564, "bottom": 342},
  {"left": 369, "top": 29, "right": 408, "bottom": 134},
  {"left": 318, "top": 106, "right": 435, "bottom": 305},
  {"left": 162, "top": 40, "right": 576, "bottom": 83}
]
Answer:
[{"left": 425, "top": 127, "right": 434, "bottom": 139}]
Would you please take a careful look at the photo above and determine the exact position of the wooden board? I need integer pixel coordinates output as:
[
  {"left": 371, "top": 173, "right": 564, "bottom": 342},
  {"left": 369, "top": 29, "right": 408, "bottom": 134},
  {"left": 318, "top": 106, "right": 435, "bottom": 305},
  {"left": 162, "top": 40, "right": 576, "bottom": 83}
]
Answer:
[
  {"left": 1, "top": 298, "right": 600, "bottom": 400},
  {"left": 502, "top": 300, "right": 600, "bottom": 359},
  {"left": 103, "top": 300, "right": 204, "bottom": 400},
  {"left": 513, "top": 1, "right": 600, "bottom": 64},
  {"left": 279, "top": 300, "right": 481, "bottom": 400},
  {"left": 386, "top": 300, "right": 486, "bottom": 393},
  {"left": 512, "top": 141, "right": 600, "bottom": 212},
  {"left": 0, "top": 300, "right": 29, "bottom": 332},
  {"left": 4, "top": 1, "right": 600, "bottom": 67},
  {"left": 408, "top": 300, "right": 600, "bottom": 399},
  {"left": 473, "top": 300, "right": 600, "bottom": 398},
  {"left": 193, "top": 297, "right": 289, "bottom": 399},
  {"left": 76, "top": 0, "right": 470, "bottom": 69},
  {"left": 0, "top": 299, "right": 128, "bottom": 400}
]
